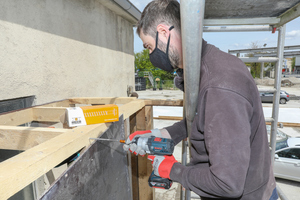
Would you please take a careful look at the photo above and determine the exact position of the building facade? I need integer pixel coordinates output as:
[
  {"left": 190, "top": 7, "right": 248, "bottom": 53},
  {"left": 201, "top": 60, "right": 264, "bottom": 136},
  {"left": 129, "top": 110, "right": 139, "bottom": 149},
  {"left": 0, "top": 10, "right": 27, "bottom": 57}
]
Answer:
[{"left": 0, "top": 0, "right": 139, "bottom": 105}]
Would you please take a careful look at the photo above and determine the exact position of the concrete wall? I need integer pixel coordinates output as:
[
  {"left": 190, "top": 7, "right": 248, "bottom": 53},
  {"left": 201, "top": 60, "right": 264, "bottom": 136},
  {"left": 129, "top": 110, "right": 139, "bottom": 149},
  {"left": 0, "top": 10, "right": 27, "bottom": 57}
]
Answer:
[{"left": 0, "top": 0, "right": 135, "bottom": 105}]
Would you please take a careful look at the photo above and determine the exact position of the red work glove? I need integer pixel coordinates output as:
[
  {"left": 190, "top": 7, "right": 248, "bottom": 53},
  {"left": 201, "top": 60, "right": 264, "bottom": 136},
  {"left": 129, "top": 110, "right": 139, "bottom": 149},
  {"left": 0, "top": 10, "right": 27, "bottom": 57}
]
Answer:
[
  {"left": 123, "top": 129, "right": 162, "bottom": 156},
  {"left": 148, "top": 155, "right": 178, "bottom": 179}
]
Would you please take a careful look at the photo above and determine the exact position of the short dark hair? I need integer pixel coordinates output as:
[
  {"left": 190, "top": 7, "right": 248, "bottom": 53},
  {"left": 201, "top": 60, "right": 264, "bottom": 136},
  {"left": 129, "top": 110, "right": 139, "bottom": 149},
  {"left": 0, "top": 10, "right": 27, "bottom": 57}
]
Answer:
[{"left": 136, "top": 0, "right": 180, "bottom": 38}]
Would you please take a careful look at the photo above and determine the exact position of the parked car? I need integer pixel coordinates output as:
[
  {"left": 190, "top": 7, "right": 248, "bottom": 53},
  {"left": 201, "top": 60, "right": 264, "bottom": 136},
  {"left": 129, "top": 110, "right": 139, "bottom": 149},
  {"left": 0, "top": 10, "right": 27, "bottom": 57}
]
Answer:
[
  {"left": 260, "top": 90, "right": 289, "bottom": 104},
  {"left": 273, "top": 137, "right": 300, "bottom": 182}
]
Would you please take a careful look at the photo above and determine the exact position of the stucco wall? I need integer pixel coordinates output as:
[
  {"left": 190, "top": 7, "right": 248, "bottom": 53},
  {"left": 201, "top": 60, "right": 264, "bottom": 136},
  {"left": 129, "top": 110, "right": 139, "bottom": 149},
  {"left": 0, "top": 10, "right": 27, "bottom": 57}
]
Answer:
[{"left": 0, "top": 0, "right": 135, "bottom": 105}]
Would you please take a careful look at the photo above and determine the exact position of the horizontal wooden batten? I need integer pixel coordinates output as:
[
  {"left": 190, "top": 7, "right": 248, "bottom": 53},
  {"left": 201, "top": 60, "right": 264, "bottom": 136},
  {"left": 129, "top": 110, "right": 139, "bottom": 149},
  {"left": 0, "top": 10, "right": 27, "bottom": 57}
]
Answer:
[
  {"left": 0, "top": 100, "right": 145, "bottom": 199},
  {"left": 153, "top": 116, "right": 183, "bottom": 121},
  {"left": 266, "top": 122, "right": 300, "bottom": 127},
  {"left": 32, "top": 107, "right": 66, "bottom": 122},
  {"left": 144, "top": 99, "right": 184, "bottom": 106},
  {"left": 0, "top": 108, "right": 33, "bottom": 126},
  {"left": 119, "top": 100, "right": 145, "bottom": 119},
  {"left": 0, "top": 126, "right": 67, "bottom": 150},
  {"left": 41, "top": 99, "right": 71, "bottom": 107},
  {"left": 0, "top": 123, "right": 109, "bottom": 200},
  {"left": 69, "top": 97, "right": 137, "bottom": 105},
  {"left": 154, "top": 116, "right": 300, "bottom": 128}
]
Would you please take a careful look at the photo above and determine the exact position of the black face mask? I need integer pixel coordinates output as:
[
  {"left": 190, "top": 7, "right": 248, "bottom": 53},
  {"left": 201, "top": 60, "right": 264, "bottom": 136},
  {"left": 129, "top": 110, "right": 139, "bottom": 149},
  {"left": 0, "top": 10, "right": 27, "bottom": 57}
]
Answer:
[{"left": 149, "top": 26, "right": 175, "bottom": 72}]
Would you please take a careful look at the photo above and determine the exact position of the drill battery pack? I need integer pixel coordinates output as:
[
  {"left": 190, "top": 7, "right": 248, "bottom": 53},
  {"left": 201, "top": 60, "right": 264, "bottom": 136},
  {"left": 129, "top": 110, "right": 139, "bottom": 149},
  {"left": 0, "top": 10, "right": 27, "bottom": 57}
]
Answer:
[{"left": 148, "top": 171, "right": 173, "bottom": 189}]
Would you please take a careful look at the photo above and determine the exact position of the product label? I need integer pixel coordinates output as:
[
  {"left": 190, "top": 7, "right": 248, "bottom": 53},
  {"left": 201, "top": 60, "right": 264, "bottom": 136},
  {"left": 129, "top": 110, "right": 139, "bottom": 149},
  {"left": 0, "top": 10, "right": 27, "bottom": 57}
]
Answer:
[{"left": 66, "top": 105, "right": 119, "bottom": 127}]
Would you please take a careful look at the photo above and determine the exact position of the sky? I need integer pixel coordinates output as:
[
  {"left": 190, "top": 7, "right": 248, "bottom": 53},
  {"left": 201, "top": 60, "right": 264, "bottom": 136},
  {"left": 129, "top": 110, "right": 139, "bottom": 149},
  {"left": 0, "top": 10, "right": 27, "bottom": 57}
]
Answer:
[{"left": 130, "top": 0, "right": 300, "bottom": 54}]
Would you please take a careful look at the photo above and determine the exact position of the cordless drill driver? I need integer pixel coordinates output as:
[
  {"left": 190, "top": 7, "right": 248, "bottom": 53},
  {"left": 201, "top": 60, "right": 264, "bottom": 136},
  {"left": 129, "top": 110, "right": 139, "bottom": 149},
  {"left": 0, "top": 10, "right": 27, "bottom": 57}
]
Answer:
[{"left": 131, "top": 136, "right": 175, "bottom": 189}]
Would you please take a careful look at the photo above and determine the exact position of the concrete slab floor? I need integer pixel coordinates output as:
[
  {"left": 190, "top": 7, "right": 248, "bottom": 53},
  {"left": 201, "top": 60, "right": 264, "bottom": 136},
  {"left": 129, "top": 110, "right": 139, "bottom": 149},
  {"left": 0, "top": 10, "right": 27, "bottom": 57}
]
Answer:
[{"left": 136, "top": 89, "right": 300, "bottom": 200}]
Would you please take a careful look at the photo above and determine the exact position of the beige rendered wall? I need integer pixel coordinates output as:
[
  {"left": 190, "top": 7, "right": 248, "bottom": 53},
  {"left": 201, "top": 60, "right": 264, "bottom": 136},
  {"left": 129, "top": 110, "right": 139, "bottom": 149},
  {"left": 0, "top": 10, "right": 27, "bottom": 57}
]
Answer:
[{"left": 0, "top": 0, "right": 135, "bottom": 105}]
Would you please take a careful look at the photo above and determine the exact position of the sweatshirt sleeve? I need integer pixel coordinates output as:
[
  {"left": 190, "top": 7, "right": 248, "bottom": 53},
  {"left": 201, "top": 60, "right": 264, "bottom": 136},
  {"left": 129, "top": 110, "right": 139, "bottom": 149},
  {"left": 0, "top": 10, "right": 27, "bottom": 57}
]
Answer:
[
  {"left": 164, "top": 118, "right": 188, "bottom": 145},
  {"left": 170, "top": 88, "right": 253, "bottom": 198}
]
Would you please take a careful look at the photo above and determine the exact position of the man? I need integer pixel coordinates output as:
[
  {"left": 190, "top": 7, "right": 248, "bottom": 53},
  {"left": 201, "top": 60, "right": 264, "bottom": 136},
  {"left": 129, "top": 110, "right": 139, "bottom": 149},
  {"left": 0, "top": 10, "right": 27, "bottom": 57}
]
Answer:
[{"left": 124, "top": 0, "right": 278, "bottom": 199}]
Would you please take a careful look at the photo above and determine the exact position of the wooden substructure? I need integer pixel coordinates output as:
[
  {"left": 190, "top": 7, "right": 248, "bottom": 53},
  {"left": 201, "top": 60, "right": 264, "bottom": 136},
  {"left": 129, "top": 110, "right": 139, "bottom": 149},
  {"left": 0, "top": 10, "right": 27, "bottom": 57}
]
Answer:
[
  {"left": 154, "top": 116, "right": 300, "bottom": 128},
  {"left": 0, "top": 97, "right": 184, "bottom": 200}
]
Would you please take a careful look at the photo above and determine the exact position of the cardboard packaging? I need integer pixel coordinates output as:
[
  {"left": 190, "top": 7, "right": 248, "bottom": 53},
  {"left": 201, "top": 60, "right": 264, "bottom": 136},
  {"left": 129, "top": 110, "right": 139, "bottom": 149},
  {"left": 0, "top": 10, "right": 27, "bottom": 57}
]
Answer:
[{"left": 66, "top": 104, "right": 119, "bottom": 127}]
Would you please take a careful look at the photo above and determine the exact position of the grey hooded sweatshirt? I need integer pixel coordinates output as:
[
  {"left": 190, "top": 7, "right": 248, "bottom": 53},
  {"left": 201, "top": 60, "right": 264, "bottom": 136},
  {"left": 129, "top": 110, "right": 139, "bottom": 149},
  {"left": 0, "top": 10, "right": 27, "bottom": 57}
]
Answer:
[{"left": 166, "top": 40, "right": 276, "bottom": 199}]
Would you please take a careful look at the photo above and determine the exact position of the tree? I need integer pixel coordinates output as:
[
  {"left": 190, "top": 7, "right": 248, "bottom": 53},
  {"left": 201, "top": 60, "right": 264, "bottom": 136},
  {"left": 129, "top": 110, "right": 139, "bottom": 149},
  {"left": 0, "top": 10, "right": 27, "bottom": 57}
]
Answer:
[
  {"left": 245, "top": 41, "right": 267, "bottom": 78},
  {"left": 292, "top": 57, "right": 296, "bottom": 72},
  {"left": 134, "top": 49, "right": 175, "bottom": 80}
]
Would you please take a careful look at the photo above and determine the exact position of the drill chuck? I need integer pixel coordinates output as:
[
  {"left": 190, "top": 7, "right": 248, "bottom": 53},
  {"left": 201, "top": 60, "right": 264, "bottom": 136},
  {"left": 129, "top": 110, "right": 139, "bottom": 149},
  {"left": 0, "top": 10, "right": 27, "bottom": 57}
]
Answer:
[{"left": 136, "top": 137, "right": 150, "bottom": 153}]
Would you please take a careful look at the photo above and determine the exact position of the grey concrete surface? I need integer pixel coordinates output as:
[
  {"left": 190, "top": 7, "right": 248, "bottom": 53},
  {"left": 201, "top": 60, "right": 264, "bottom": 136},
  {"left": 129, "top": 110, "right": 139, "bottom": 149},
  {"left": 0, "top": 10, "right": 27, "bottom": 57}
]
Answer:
[
  {"left": 137, "top": 88, "right": 300, "bottom": 200},
  {"left": 0, "top": 0, "right": 135, "bottom": 105}
]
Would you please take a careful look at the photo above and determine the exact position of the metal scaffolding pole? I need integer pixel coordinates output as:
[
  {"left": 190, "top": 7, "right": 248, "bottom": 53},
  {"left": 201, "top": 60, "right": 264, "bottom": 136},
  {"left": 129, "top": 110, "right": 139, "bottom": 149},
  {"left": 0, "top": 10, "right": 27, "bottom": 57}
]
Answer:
[
  {"left": 270, "top": 25, "right": 286, "bottom": 164},
  {"left": 269, "top": 25, "right": 288, "bottom": 200},
  {"left": 260, "top": 62, "right": 264, "bottom": 79},
  {"left": 229, "top": 45, "right": 300, "bottom": 54},
  {"left": 180, "top": 0, "right": 205, "bottom": 199},
  {"left": 203, "top": 25, "right": 273, "bottom": 32},
  {"left": 258, "top": 88, "right": 276, "bottom": 93},
  {"left": 239, "top": 57, "right": 279, "bottom": 63}
]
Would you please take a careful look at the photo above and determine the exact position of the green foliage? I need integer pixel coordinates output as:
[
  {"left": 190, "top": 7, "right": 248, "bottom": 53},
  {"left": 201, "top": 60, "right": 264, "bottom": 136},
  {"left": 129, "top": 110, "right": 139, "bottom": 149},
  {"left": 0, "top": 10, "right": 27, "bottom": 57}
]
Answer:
[
  {"left": 245, "top": 41, "right": 269, "bottom": 78},
  {"left": 134, "top": 49, "right": 175, "bottom": 80},
  {"left": 292, "top": 57, "right": 296, "bottom": 71},
  {"left": 250, "top": 63, "right": 261, "bottom": 78},
  {"left": 245, "top": 54, "right": 261, "bottom": 78},
  {"left": 162, "top": 80, "right": 179, "bottom": 90}
]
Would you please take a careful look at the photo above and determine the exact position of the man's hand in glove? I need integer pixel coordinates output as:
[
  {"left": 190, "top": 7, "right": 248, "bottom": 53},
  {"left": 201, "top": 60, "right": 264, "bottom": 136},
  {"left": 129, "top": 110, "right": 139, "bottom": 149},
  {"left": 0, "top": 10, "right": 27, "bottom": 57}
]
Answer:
[
  {"left": 123, "top": 129, "right": 162, "bottom": 156},
  {"left": 148, "top": 155, "right": 178, "bottom": 179}
]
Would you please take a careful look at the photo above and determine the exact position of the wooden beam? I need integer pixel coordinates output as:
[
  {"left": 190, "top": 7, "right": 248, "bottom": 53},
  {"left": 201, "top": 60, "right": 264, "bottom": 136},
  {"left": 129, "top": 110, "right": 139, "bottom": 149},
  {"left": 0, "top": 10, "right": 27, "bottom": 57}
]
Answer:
[
  {"left": 0, "top": 100, "right": 69, "bottom": 126},
  {"left": 124, "top": 118, "right": 133, "bottom": 200},
  {"left": 265, "top": 122, "right": 300, "bottom": 128},
  {"left": 31, "top": 100, "right": 145, "bottom": 123},
  {"left": 129, "top": 113, "right": 139, "bottom": 200},
  {"left": 32, "top": 107, "right": 66, "bottom": 122},
  {"left": 119, "top": 100, "right": 145, "bottom": 119},
  {"left": 0, "top": 108, "right": 33, "bottom": 126},
  {"left": 154, "top": 116, "right": 183, "bottom": 121},
  {"left": 151, "top": 117, "right": 300, "bottom": 127},
  {"left": 69, "top": 97, "right": 137, "bottom": 105},
  {"left": 0, "top": 100, "right": 145, "bottom": 199},
  {"left": 41, "top": 99, "right": 70, "bottom": 107},
  {"left": 0, "top": 126, "right": 67, "bottom": 150},
  {"left": 144, "top": 99, "right": 183, "bottom": 106},
  {"left": 136, "top": 106, "right": 154, "bottom": 200},
  {"left": 0, "top": 123, "right": 109, "bottom": 200}
]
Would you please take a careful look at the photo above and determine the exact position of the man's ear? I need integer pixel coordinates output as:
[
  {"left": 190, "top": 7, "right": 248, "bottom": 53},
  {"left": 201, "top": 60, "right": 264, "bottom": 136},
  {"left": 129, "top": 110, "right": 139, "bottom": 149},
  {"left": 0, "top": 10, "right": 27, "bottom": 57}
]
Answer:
[{"left": 156, "top": 24, "right": 171, "bottom": 42}]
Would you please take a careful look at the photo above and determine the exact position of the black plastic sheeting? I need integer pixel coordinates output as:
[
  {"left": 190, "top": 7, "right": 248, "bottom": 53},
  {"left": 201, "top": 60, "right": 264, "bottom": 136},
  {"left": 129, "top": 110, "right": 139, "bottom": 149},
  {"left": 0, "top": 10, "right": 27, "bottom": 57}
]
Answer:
[
  {"left": 0, "top": 95, "right": 35, "bottom": 114},
  {"left": 40, "top": 115, "right": 131, "bottom": 200}
]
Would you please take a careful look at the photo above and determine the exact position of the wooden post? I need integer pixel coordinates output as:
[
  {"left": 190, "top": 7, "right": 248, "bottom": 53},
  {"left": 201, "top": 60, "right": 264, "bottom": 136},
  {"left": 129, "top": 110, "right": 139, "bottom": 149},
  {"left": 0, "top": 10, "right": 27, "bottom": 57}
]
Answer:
[
  {"left": 129, "top": 106, "right": 154, "bottom": 200},
  {"left": 124, "top": 117, "right": 133, "bottom": 200},
  {"left": 130, "top": 113, "right": 139, "bottom": 200},
  {"left": 136, "top": 106, "right": 154, "bottom": 200}
]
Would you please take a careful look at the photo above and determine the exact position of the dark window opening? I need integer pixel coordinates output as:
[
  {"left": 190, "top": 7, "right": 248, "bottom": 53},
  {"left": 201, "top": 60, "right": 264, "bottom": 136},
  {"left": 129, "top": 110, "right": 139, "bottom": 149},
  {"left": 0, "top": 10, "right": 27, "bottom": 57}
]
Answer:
[{"left": 0, "top": 95, "right": 35, "bottom": 114}]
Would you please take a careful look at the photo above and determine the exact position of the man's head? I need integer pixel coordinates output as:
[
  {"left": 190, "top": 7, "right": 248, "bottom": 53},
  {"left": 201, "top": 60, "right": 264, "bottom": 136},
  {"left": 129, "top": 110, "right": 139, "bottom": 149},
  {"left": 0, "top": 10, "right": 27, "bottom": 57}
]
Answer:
[{"left": 136, "top": 0, "right": 183, "bottom": 70}]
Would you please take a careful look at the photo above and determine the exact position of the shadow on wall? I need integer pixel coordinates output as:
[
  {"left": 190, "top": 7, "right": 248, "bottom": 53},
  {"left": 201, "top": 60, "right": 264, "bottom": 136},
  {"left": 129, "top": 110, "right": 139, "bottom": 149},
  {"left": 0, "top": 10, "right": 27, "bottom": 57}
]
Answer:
[{"left": 0, "top": 0, "right": 134, "bottom": 55}]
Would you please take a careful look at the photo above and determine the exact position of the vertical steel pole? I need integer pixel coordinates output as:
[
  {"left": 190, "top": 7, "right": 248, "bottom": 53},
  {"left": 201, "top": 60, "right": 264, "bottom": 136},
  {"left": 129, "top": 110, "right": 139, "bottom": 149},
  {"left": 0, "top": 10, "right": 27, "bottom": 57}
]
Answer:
[
  {"left": 270, "top": 24, "right": 289, "bottom": 200},
  {"left": 260, "top": 62, "right": 264, "bottom": 79},
  {"left": 261, "top": 62, "right": 264, "bottom": 85},
  {"left": 270, "top": 25, "right": 286, "bottom": 164},
  {"left": 181, "top": 102, "right": 187, "bottom": 200},
  {"left": 180, "top": 1, "right": 205, "bottom": 200}
]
